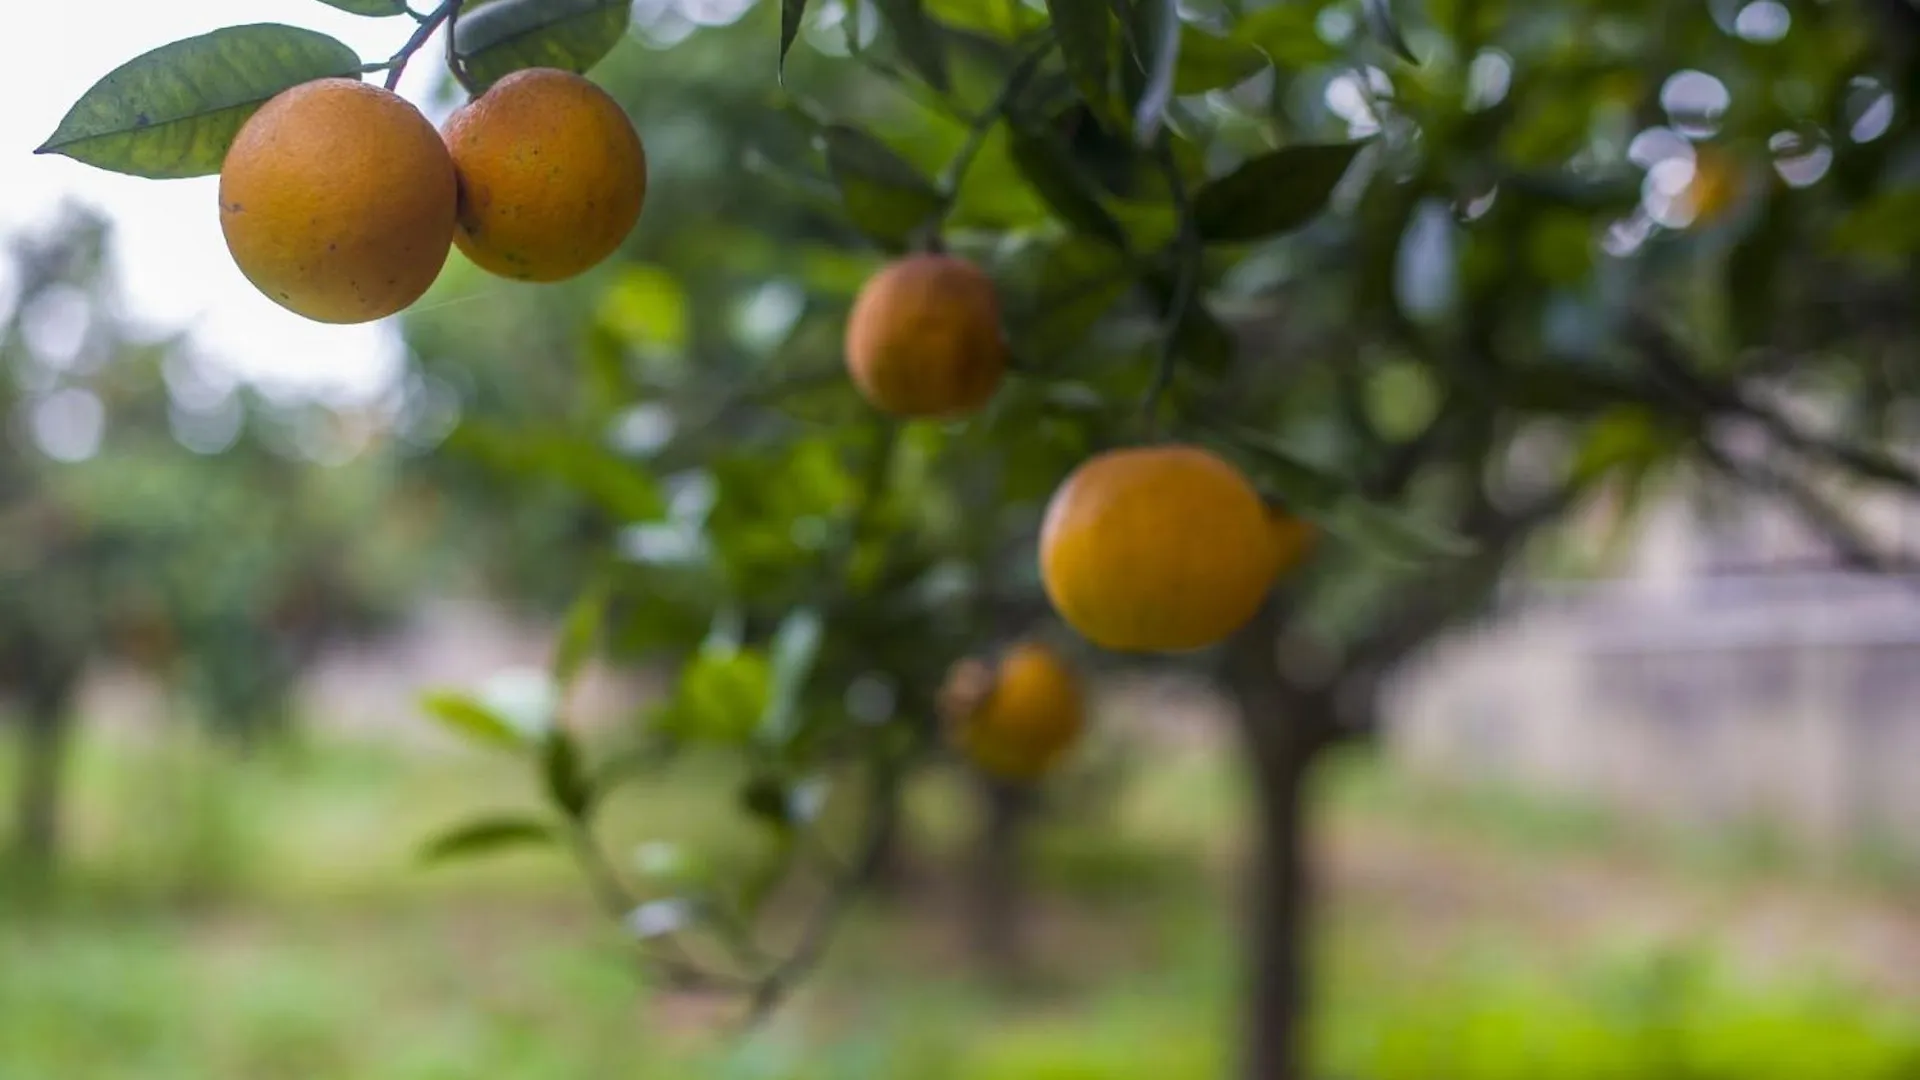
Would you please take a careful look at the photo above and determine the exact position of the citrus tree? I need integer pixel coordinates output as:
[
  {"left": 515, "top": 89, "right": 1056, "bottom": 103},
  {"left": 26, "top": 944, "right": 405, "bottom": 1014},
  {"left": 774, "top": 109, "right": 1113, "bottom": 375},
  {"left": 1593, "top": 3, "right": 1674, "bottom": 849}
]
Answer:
[
  {"left": 0, "top": 207, "right": 427, "bottom": 879},
  {"left": 39, "top": 0, "right": 1920, "bottom": 1075}
]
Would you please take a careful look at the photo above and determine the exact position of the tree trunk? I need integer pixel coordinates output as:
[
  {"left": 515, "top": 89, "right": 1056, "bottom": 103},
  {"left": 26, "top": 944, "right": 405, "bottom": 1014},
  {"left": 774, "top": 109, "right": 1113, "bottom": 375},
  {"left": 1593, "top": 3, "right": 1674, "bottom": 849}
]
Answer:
[
  {"left": 965, "top": 776, "right": 1032, "bottom": 979},
  {"left": 1225, "top": 602, "right": 1324, "bottom": 1080},
  {"left": 857, "top": 796, "right": 911, "bottom": 897},
  {"left": 12, "top": 674, "right": 78, "bottom": 881}
]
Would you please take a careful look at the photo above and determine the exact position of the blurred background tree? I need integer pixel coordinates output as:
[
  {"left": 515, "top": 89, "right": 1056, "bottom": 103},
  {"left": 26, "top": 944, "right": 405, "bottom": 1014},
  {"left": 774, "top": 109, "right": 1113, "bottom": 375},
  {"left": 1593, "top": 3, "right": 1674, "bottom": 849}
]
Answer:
[{"left": 0, "top": 206, "right": 433, "bottom": 884}]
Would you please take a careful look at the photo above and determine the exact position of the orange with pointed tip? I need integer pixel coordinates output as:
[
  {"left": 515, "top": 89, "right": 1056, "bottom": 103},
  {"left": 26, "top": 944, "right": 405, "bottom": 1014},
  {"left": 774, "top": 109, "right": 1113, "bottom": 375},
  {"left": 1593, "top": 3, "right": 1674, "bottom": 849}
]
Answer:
[
  {"left": 845, "top": 254, "right": 1008, "bottom": 418},
  {"left": 219, "top": 78, "right": 457, "bottom": 324},
  {"left": 1041, "top": 445, "right": 1311, "bottom": 653}
]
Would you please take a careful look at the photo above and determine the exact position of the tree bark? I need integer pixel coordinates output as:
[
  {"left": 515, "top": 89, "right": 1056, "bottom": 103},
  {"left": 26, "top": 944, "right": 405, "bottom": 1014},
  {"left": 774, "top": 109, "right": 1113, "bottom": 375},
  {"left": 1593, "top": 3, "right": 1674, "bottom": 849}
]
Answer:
[
  {"left": 965, "top": 776, "right": 1033, "bottom": 980},
  {"left": 1225, "top": 601, "right": 1324, "bottom": 1080},
  {"left": 12, "top": 672, "right": 78, "bottom": 881}
]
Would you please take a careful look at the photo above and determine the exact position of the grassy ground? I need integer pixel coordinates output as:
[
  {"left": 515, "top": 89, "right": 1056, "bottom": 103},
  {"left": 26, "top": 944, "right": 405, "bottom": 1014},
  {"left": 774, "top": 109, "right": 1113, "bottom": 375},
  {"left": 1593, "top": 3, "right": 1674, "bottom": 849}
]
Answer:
[{"left": 4, "top": 722, "right": 1920, "bottom": 1079}]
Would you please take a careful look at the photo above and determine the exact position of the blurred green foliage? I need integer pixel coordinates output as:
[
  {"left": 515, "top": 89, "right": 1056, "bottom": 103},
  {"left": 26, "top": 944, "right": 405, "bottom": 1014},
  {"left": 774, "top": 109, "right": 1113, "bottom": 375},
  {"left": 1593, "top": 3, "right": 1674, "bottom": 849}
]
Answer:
[{"left": 0, "top": 208, "right": 436, "bottom": 872}]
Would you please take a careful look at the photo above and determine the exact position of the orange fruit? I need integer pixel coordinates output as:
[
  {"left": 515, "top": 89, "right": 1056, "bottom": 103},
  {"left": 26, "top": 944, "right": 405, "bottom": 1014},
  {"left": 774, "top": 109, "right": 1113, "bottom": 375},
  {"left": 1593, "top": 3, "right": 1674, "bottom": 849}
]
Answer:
[
  {"left": 219, "top": 78, "right": 456, "bottom": 324},
  {"left": 1041, "top": 445, "right": 1300, "bottom": 653},
  {"left": 942, "top": 642, "right": 1085, "bottom": 783},
  {"left": 1680, "top": 147, "right": 1743, "bottom": 226},
  {"left": 845, "top": 254, "right": 1007, "bottom": 418},
  {"left": 442, "top": 68, "right": 648, "bottom": 282}
]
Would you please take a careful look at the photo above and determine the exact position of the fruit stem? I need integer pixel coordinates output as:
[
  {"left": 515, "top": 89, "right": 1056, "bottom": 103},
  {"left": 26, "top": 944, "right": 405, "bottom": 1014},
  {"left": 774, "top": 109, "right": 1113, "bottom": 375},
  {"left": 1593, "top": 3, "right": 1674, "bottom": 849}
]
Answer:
[
  {"left": 383, "top": 0, "right": 461, "bottom": 92},
  {"left": 443, "top": 0, "right": 483, "bottom": 97}
]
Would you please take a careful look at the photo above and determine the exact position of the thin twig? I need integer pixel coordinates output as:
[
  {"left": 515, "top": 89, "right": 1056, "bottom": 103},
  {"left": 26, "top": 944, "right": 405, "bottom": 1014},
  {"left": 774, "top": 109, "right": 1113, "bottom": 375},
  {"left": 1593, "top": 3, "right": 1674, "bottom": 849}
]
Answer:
[
  {"left": 941, "top": 37, "right": 1054, "bottom": 196},
  {"left": 1701, "top": 443, "right": 1920, "bottom": 579},
  {"left": 740, "top": 762, "right": 904, "bottom": 1025},
  {"left": 385, "top": 0, "right": 460, "bottom": 91},
  {"left": 1142, "top": 139, "right": 1199, "bottom": 429},
  {"left": 444, "top": 0, "right": 477, "bottom": 95}
]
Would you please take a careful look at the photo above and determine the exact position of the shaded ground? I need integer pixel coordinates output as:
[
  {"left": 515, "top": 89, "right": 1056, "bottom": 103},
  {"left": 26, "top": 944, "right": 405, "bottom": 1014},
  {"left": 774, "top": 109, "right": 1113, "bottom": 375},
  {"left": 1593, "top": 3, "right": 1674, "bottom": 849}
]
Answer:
[{"left": 4, "top": 722, "right": 1920, "bottom": 1079}]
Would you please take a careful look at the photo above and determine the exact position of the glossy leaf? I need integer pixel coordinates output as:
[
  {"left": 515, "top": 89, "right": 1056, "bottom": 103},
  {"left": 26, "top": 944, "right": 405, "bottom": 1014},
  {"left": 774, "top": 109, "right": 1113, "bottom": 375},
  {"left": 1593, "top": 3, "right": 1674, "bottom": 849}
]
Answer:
[
  {"left": 1323, "top": 500, "right": 1474, "bottom": 564},
  {"left": 1233, "top": 3, "right": 1338, "bottom": 68},
  {"left": 1173, "top": 26, "right": 1268, "bottom": 94},
  {"left": 1220, "top": 432, "right": 1349, "bottom": 511},
  {"left": 1007, "top": 127, "right": 1129, "bottom": 248},
  {"left": 873, "top": 0, "right": 951, "bottom": 91},
  {"left": 1129, "top": 0, "right": 1181, "bottom": 145},
  {"left": 1363, "top": 0, "right": 1419, "bottom": 64},
  {"left": 421, "top": 690, "right": 526, "bottom": 750},
  {"left": 823, "top": 125, "right": 947, "bottom": 250},
  {"left": 1221, "top": 430, "right": 1470, "bottom": 561},
  {"left": 758, "top": 607, "right": 824, "bottom": 746},
  {"left": 419, "top": 817, "right": 556, "bottom": 864},
  {"left": 1192, "top": 142, "right": 1364, "bottom": 243},
  {"left": 1047, "top": 0, "right": 1112, "bottom": 114},
  {"left": 552, "top": 585, "right": 607, "bottom": 687},
  {"left": 542, "top": 728, "right": 594, "bottom": 820},
  {"left": 312, "top": 0, "right": 409, "bottom": 14},
  {"left": 453, "top": 0, "right": 632, "bottom": 91},
  {"left": 780, "top": 0, "right": 809, "bottom": 83},
  {"left": 35, "top": 24, "right": 363, "bottom": 179}
]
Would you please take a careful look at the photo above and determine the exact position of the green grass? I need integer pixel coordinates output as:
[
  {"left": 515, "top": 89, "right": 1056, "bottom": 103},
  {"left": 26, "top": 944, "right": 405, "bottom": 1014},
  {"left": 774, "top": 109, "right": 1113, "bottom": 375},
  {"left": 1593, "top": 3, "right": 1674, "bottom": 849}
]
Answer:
[{"left": 3, "top": 726, "right": 1919, "bottom": 1079}]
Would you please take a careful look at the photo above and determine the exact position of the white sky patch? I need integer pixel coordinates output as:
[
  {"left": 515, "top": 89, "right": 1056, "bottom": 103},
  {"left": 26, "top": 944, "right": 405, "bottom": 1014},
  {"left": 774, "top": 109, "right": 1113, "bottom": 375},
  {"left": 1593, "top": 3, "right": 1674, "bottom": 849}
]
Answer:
[{"left": 0, "top": 3, "right": 466, "bottom": 403}]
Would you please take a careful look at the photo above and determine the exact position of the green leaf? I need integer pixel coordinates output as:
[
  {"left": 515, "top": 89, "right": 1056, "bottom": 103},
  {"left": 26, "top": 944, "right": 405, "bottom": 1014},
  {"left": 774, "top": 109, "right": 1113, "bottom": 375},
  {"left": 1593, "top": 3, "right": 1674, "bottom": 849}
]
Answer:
[
  {"left": 739, "top": 774, "right": 794, "bottom": 828},
  {"left": 445, "top": 424, "right": 665, "bottom": 521},
  {"left": 35, "top": 24, "right": 363, "bottom": 179},
  {"left": 1323, "top": 500, "right": 1473, "bottom": 564},
  {"left": 1828, "top": 184, "right": 1920, "bottom": 262},
  {"left": 1046, "top": 0, "right": 1112, "bottom": 114},
  {"left": 873, "top": 0, "right": 951, "bottom": 91},
  {"left": 757, "top": 607, "right": 824, "bottom": 747},
  {"left": 421, "top": 691, "right": 526, "bottom": 750},
  {"left": 1217, "top": 428, "right": 1471, "bottom": 562},
  {"left": 1173, "top": 27, "right": 1269, "bottom": 94},
  {"left": 1233, "top": 3, "right": 1338, "bottom": 68},
  {"left": 542, "top": 729, "right": 594, "bottom": 820},
  {"left": 453, "top": 0, "right": 632, "bottom": 91},
  {"left": 655, "top": 646, "right": 772, "bottom": 743},
  {"left": 419, "top": 817, "right": 556, "bottom": 864},
  {"left": 1192, "top": 142, "right": 1363, "bottom": 243},
  {"left": 553, "top": 585, "right": 607, "bottom": 687},
  {"left": 823, "top": 125, "right": 948, "bottom": 251},
  {"left": 1363, "top": 0, "right": 1418, "bottom": 64},
  {"left": 780, "top": 0, "right": 809, "bottom": 83},
  {"left": 1007, "top": 127, "right": 1129, "bottom": 248},
  {"left": 312, "top": 0, "right": 409, "bottom": 15},
  {"left": 1129, "top": 0, "right": 1182, "bottom": 145}
]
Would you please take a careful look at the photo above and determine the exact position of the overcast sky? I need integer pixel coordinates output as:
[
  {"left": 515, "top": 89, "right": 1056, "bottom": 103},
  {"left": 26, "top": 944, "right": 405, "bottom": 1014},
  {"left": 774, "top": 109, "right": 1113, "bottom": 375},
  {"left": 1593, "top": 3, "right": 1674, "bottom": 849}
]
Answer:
[{"left": 0, "top": 3, "right": 470, "bottom": 404}]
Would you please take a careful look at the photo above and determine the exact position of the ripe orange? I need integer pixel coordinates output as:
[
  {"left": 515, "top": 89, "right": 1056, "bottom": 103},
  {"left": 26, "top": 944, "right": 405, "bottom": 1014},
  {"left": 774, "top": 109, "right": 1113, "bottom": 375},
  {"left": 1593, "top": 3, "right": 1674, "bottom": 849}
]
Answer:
[
  {"left": 1680, "top": 147, "right": 1743, "bottom": 226},
  {"left": 219, "top": 78, "right": 456, "bottom": 324},
  {"left": 442, "top": 68, "right": 648, "bottom": 282},
  {"left": 1041, "top": 445, "right": 1298, "bottom": 653},
  {"left": 845, "top": 255, "right": 1007, "bottom": 418},
  {"left": 942, "top": 642, "right": 1085, "bottom": 783}
]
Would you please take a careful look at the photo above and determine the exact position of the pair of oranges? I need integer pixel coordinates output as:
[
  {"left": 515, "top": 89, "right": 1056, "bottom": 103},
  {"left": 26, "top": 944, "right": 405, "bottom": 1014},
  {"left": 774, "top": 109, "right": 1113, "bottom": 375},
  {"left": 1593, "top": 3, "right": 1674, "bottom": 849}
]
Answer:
[
  {"left": 219, "top": 68, "right": 647, "bottom": 324},
  {"left": 853, "top": 257, "right": 1317, "bottom": 781}
]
